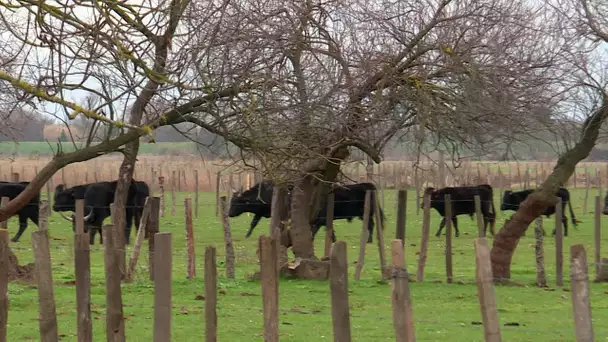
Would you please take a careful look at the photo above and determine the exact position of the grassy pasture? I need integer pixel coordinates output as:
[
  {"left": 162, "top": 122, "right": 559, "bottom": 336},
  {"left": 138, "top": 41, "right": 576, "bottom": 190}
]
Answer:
[{"left": 4, "top": 188, "right": 608, "bottom": 341}]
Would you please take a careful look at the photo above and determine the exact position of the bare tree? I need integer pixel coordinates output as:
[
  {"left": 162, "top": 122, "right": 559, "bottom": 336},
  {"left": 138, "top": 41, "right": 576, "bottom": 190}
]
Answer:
[
  {"left": 0, "top": 0, "right": 254, "bottom": 223},
  {"left": 165, "top": 0, "right": 577, "bottom": 258},
  {"left": 0, "top": 0, "right": 594, "bottom": 264},
  {"left": 490, "top": 0, "right": 608, "bottom": 281}
]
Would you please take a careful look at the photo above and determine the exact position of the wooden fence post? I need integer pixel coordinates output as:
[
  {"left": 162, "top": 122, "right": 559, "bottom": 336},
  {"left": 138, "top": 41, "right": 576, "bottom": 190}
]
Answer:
[
  {"left": 185, "top": 198, "right": 196, "bottom": 280},
  {"left": 570, "top": 244, "right": 594, "bottom": 342},
  {"left": 171, "top": 170, "right": 176, "bottom": 216},
  {"left": 534, "top": 217, "right": 547, "bottom": 288},
  {"left": 324, "top": 193, "right": 335, "bottom": 259},
  {"left": 445, "top": 194, "right": 453, "bottom": 284},
  {"left": 0, "top": 227, "right": 7, "bottom": 342},
  {"left": 373, "top": 191, "right": 387, "bottom": 279},
  {"left": 215, "top": 172, "right": 221, "bottom": 217},
  {"left": 158, "top": 176, "right": 165, "bottom": 217},
  {"left": 103, "top": 224, "right": 126, "bottom": 342},
  {"left": 219, "top": 196, "right": 235, "bottom": 279},
  {"left": 330, "top": 241, "right": 352, "bottom": 342},
  {"left": 205, "top": 247, "right": 217, "bottom": 342},
  {"left": 194, "top": 170, "right": 199, "bottom": 218},
  {"left": 354, "top": 190, "right": 372, "bottom": 280},
  {"left": 32, "top": 228, "right": 59, "bottom": 342},
  {"left": 395, "top": 190, "right": 407, "bottom": 247},
  {"left": 147, "top": 197, "right": 160, "bottom": 281},
  {"left": 391, "top": 240, "right": 416, "bottom": 342},
  {"left": 154, "top": 232, "right": 172, "bottom": 342},
  {"left": 74, "top": 199, "right": 92, "bottom": 341},
  {"left": 474, "top": 238, "right": 501, "bottom": 342},
  {"left": 555, "top": 199, "right": 563, "bottom": 287},
  {"left": 259, "top": 235, "right": 279, "bottom": 342},
  {"left": 474, "top": 195, "right": 484, "bottom": 238},
  {"left": 39, "top": 200, "right": 49, "bottom": 232},
  {"left": 594, "top": 196, "right": 601, "bottom": 277},
  {"left": 416, "top": 194, "right": 431, "bottom": 282}
]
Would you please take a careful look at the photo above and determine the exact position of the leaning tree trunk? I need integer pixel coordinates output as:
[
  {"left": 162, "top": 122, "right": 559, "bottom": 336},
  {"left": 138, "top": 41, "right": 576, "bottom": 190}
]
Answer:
[{"left": 491, "top": 99, "right": 608, "bottom": 281}]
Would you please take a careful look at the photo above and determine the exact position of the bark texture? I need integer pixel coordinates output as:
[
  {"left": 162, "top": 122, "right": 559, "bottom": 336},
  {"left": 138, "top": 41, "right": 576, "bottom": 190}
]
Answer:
[
  {"left": 288, "top": 147, "right": 352, "bottom": 259},
  {"left": 491, "top": 98, "right": 608, "bottom": 281}
]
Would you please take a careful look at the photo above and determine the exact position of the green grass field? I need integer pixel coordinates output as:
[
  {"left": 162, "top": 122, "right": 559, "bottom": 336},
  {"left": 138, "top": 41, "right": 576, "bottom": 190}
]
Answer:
[{"left": 5, "top": 188, "right": 608, "bottom": 341}]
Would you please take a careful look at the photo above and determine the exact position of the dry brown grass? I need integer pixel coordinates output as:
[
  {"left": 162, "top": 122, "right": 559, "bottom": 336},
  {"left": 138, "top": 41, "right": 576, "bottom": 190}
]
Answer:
[{"left": 1, "top": 156, "right": 606, "bottom": 193}]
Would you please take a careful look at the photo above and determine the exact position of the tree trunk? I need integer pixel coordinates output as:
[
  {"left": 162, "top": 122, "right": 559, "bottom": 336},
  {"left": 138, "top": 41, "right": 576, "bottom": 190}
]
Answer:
[
  {"left": 289, "top": 177, "right": 316, "bottom": 259},
  {"left": 491, "top": 100, "right": 608, "bottom": 281},
  {"left": 112, "top": 140, "right": 140, "bottom": 250},
  {"left": 288, "top": 147, "right": 352, "bottom": 259}
]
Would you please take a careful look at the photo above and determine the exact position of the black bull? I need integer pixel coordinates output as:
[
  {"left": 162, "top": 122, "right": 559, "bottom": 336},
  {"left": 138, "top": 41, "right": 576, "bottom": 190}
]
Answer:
[
  {"left": 602, "top": 193, "right": 608, "bottom": 216},
  {"left": 0, "top": 181, "right": 40, "bottom": 242},
  {"left": 228, "top": 181, "right": 385, "bottom": 243},
  {"left": 53, "top": 180, "right": 150, "bottom": 245},
  {"left": 421, "top": 185, "right": 497, "bottom": 237},
  {"left": 501, "top": 188, "right": 579, "bottom": 236}
]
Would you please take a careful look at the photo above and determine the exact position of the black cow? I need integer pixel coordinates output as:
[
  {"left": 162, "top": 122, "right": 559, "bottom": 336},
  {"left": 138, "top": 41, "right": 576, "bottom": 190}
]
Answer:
[
  {"left": 53, "top": 184, "right": 89, "bottom": 213},
  {"left": 228, "top": 181, "right": 294, "bottom": 238},
  {"left": 602, "top": 192, "right": 608, "bottom": 216},
  {"left": 229, "top": 181, "right": 385, "bottom": 243},
  {"left": 311, "top": 182, "right": 385, "bottom": 243},
  {"left": 501, "top": 188, "right": 578, "bottom": 236},
  {"left": 54, "top": 180, "right": 150, "bottom": 245},
  {"left": 422, "top": 184, "right": 496, "bottom": 237},
  {"left": 0, "top": 181, "right": 40, "bottom": 242}
]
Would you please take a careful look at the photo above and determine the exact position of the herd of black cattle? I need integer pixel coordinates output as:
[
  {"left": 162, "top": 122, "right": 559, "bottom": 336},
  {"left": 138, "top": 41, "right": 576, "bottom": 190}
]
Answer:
[{"left": 0, "top": 178, "right": 599, "bottom": 246}]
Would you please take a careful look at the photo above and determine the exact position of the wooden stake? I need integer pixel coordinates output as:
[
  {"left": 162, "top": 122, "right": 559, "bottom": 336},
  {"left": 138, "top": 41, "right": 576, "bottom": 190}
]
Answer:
[{"left": 474, "top": 238, "right": 501, "bottom": 342}]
